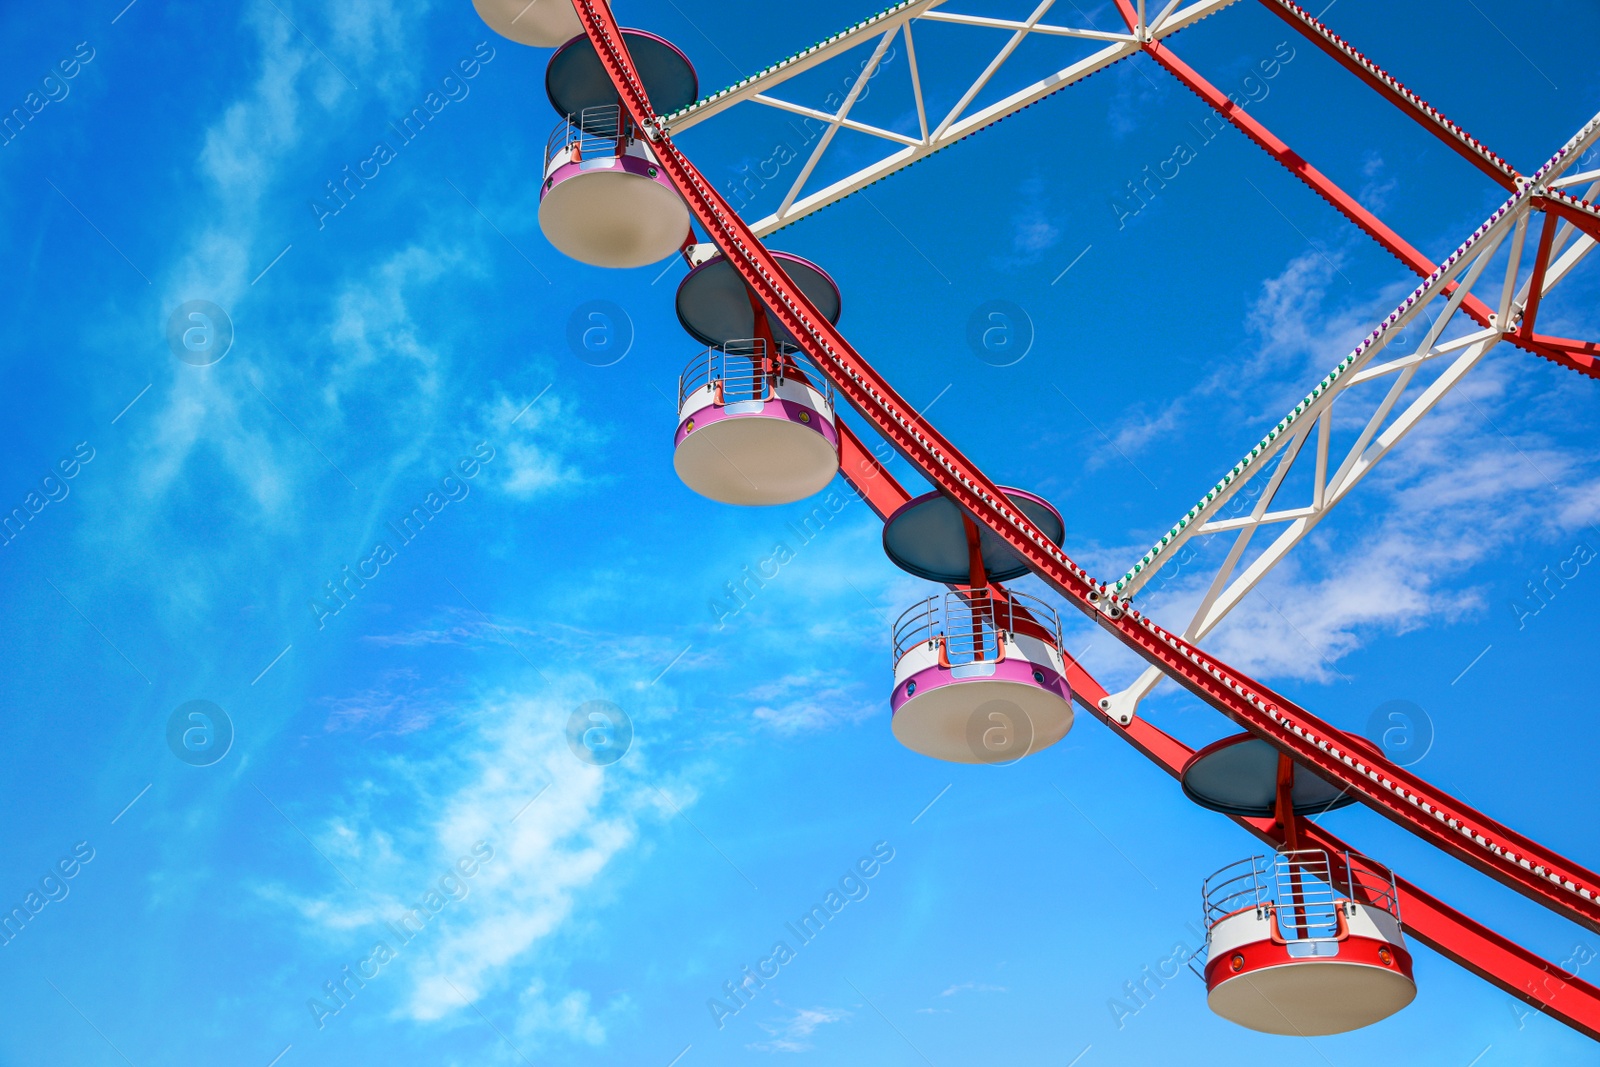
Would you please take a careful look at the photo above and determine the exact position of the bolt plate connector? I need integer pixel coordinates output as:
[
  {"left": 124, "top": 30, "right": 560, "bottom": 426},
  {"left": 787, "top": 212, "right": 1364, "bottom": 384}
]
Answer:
[
  {"left": 1098, "top": 690, "right": 1139, "bottom": 727},
  {"left": 685, "top": 242, "right": 721, "bottom": 268},
  {"left": 1088, "top": 588, "right": 1127, "bottom": 621}
]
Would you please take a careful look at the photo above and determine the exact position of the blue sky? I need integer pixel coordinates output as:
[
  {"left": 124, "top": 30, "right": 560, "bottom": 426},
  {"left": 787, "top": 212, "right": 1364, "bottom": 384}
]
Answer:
[{"left": 2, "top": 0, "right": 1599, "bottom": 1064}]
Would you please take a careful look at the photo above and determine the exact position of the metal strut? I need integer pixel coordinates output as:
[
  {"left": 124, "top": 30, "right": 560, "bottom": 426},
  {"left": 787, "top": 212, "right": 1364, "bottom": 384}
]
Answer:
[
  {"left": 568, "top": 0, "right": 1600, "bottom": 1037},
  {"left": 1255, "top": 0, "right": 1521, "bottom": 190},
  {"left": 1108, "top": 0, "right": 1600, "bottom": 381},
  {"left": 838, "top": 374, "right": 1600, "bottom": 1042}
]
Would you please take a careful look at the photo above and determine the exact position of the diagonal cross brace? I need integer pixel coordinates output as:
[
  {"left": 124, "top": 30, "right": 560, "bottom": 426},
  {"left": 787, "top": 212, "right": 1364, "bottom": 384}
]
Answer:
[{"left": 570, "top": 0, "right": 1600, "bottom": 994}]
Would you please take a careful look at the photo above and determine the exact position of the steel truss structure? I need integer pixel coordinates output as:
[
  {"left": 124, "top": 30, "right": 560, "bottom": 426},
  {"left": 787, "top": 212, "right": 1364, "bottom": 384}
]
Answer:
[{"left": 571, "top": 0, "right": 1600, "bottom": 1039}]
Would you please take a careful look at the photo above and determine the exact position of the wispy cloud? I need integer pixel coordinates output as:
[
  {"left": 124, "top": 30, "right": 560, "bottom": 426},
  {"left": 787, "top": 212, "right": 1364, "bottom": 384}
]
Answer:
[
  {"left": 281, "top": 677, "right": 676, "bottom": 1040},
  {"left": 1104, "top": 54, "right": 1169, "bottom": 140},
  {"left": 362, "top": 609, "right": 539, "bottom": 649},
  {"left": 992, "top": 176, "right": 1063, "bottom": 270},
  {"left": 1358, "top": 150, "right": 1397, "bottom": 213},
  {"left": 745, "top": 669, "right": 879, "bottom": 733},
  {"left": 317, "top": 667, "right": 454, "bottom": 735},
  {"left": 1136, "top": 353, "right": 1600, "bottom": 685},
  {"left": 939, "top": 981, "right": 1007, "bottom": 996},
  {"left": 1095, "top": 249, "right": 1375, "bottom": 473},
  {"left": 748, "top": 1005, "right": 851, "bottom": 1053},
  {"left": 1064, "top": 234, "right": 1600, "bottom": 693},
  {"left": 481, "top": 389, "right": 599, "bottom": 498}
]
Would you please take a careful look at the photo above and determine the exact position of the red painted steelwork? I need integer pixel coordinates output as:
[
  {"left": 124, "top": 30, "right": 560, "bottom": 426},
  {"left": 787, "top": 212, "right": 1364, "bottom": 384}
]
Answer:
[
  {"left": 838, "top": 423, "right": 910, "bottom": 520},
  {"left": 827, "top": 370, "right": 1600, "bottom": 1040},
  {"left": 1255, "top": 0, "right": 1520, "bottom": 189},
  {"left": 574, "top": 0, "right": 1600, "bottom": 940},
  {"left": 1540, "top": 195, "right": 1600, "bottom": 243},
  {"left": 1527, "top": 336, "right": 1600, "bottom": 375},
  {"left": 1533, "top": 334, "right": 1600, "bottom": 360},
  {"left": 1068, "top": 686, "right": 1600, "bottom": 1040},
  {"left": 1110, "top": 0, "right": 1600, "bottom": 380},
  {"left": 1516, "top": 211, "right": 1560, "bottom": 337},
  {"left": 570, "top": 0, "right": 1600, "bottom": 1038}
]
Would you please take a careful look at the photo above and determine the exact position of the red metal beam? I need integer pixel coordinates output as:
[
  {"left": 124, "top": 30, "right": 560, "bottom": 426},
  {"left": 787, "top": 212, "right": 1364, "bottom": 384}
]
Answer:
[
  {"left": 1109, "top": 0, "right": 1600, "bottom": 381},
  {"left": 1539, "top": 196, "right": 1600, "bottom": 245},
  {"left": 1129, "top": 34, "right": 1496, "bottom": 326},
  {"left": 1527, "top": 335, "right": 1600, "bottom": 376},
  {"left": 1507, "top": 211, "right": 1600, "bottom": 375},
  {"left": 1532, "top": 334, "right": 1600, "bottom": 359},
  {"left": 1061, "top": 668, "right": 1600, "bottom": 1040},
  {"left": 1516, "top": 210, "right": 1560, "bottom": 337},
  {"left": 1134, "top": 28, "right": 1438, "bottom": 274},
  {"left": 1255, "top": 0, "right": 1520, "bottom": 190},
  {"left": 573, "top": 0, "right": 1600, "bottom": 1038},
  {"left": 839, "top": 422, "right": 911, "bottom": 520},
  {"left": 835, "top": 379, "right": 1600, "bottom": 1041},
  {"left": 578, "top": 0, "right": 1600, "bottom": 938}
]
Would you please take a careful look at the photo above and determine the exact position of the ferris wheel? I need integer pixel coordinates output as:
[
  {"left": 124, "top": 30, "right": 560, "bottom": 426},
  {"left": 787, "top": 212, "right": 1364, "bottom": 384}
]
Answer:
[{"left": 474, "top": 0, "right": 1600, "bottom": 1040}]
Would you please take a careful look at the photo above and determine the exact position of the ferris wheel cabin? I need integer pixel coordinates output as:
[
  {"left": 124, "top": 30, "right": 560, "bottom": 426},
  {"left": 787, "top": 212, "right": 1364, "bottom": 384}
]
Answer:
[
  {"left": 1182, "top": 736, "right": 1413, "bottom": 1034},
  {"left": 540, "top": 30, "right": 697, "bottom": 268},
  {"left": 883, "top": 488, "right": 1073, "bottom": 763},
  {"left": 473, "top": 0, "right": 582, "bottom": 47},
  {"left": 1198, "top": 849, "right": 1416, "bottom": 1035},
  {"left": 672, "top": 252, "right": 843, "bottom": 505}
]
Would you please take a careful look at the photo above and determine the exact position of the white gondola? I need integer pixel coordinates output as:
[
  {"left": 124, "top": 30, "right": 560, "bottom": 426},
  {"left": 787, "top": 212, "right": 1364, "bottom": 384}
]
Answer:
[
  {"left": 670, "top": 251, "right": 844, "bottom": 504},
  {"left": 1198, "top": 849, "right": 1417, "bottom": 1035},
  {"left": 541, "top": 106, "right": 690, "bottom": 268},
  {"left": 890, "top": 589, "right": 1073, "bottom": 763},
  {"left": 473, "top": 0, "right": 582, "bottom": 48},
  {"left": 674, "top": 341, "right": 839, "bottom": 505},
  {"left": 539, "top": 30, "right": 697, "bottom": 268},
  {"left": 880, "top": 487, "right": 1072, "bottom": 763}
]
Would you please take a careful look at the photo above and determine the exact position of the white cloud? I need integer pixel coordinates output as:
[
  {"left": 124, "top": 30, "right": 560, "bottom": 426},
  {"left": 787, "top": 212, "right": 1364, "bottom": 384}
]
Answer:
[
  {"left": 1358, "top": 150, "right": 1397, "bottom": 212},
  {"left": 317, "top": 667, "right": 449, "bottom": 736},
  {"left": 939, "top": 981, "right": 1006, "bottom": 996},
  {"left": 1099, "top": 248, "right": 1394, "bottom": 472},
  {"left": 1105, "top": 56, "right": 1169, "bottom": 140},
  {"left": 1133, "top": 352, "right": 1600, "bottom": 685},
  {"left": 273, "top": 675, "right": 678, "bottom": 1044},
  {"left": 362, "top": 607, "right": 538, "bottom": 648},
  {"left": 322, "top": 243, "right": 457, "bottom": 417},
  {"left": 515, "top": 979, "right": 610, "bottom": 1045},
  {"left": 748, "top": 1004, "right": 851, "bottom": 1053},
  {"left": 1000, "top": 177, "right": 1062, "bottom": 267},
  {"left": 74, "top": 1, "right": 594, "bottom": 652},
  {"left": 744, "top": 668, "right": 879, "bottom": 733},
  {"left": 1078, "top": 236, "right": 1600, "bottom": 692},
  {"left": 471, "top": 390, "right": 601, "bottom": 499}
]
